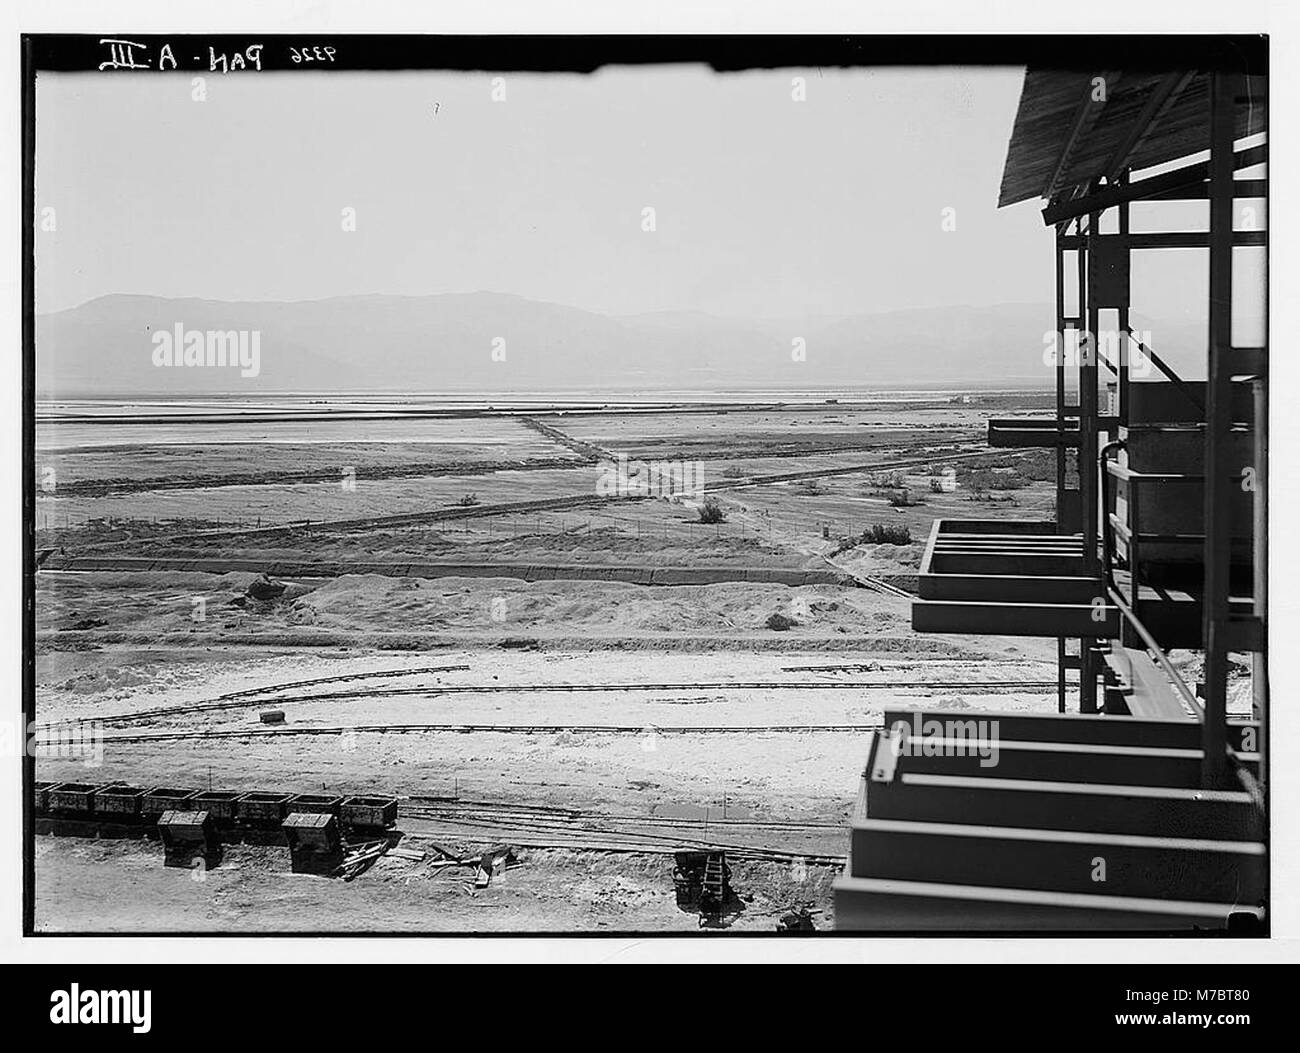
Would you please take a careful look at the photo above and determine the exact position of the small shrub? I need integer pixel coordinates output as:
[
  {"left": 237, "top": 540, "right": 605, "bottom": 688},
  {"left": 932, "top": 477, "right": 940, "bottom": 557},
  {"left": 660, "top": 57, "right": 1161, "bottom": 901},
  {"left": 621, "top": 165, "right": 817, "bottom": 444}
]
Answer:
[
  {"left": 721, "top": 466, "right": 745, "bottom": 478},
  {"left": 457, "top": 493, "right": 480, "bottom": 506},
  {"left": 958, "top": 467, "right": 1027, "bottom": 492},
  {"left": 831, "top": 522, "right": 913, "bottom": 554},
  {"left": 697, "top": 497, "right": 726, "bottom": 524},
  {"left": 863, "top": 523, "right": 912, "bottom": 545},
  {"left": 867, "top": 471, "right": 906, "bottom": 489},
  {"left": 766, "top": 612, "right": 796, "bottom": 631}
]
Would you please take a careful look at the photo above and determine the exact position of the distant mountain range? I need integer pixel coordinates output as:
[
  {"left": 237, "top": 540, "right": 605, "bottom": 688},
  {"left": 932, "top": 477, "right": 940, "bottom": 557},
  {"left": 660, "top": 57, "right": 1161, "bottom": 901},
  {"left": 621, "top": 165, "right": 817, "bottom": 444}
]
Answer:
[{"left": 35, "top": 292, "right": 1206, "bottom": 396}]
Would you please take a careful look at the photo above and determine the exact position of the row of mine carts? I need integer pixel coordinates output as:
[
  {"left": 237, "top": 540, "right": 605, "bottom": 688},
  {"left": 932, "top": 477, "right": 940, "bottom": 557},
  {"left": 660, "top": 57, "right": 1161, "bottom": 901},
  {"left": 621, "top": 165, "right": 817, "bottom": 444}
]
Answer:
[{"left": 33, "top": 781, "right": 399, "bottom": 873}]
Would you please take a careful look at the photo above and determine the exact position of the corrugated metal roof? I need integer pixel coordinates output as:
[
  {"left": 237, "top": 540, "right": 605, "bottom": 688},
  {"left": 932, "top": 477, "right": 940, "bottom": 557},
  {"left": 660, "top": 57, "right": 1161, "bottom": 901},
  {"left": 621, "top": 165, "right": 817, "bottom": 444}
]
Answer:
[{"left": 999, "top": 70, "right": 1266, "bottom": 209}]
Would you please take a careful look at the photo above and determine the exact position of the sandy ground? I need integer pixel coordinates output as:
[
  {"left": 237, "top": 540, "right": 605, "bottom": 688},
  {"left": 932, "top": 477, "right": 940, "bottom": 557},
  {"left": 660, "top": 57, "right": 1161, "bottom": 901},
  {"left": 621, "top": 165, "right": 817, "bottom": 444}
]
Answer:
[
  {"left": 36, "top": 572, "right": 1059, "bottom": 661},
  {"left": 33, "top": 396, "right": 1078, "bottom": 934},
  {"left": 36, "top": 646, "right": 1059, "bottom": 796},
  {"left": 33, "top": 637, "right": 1059, "bottom": 933},
  {"left": 35, "top": 839, "right": 841, "bottom": 933}
]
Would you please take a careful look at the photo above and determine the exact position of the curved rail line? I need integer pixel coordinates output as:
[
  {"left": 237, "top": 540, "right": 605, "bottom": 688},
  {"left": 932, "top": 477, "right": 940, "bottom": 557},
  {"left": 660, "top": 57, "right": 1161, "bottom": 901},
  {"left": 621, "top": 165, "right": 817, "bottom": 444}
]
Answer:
[
  {"left": 213, "top": 663, "right": 471, "bottom": 701},
  {"left": 55, "top": 722, "right": 889, "bottom": 745},
  {"left": 40, "top": 678, "right": 1060, "bottom": 730}
]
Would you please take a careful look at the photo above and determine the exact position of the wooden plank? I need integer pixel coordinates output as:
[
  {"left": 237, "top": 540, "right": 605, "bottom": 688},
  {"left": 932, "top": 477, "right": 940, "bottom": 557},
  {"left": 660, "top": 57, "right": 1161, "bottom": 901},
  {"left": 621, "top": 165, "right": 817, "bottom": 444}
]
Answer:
[
  {"left": 848, "top": 818, "right": 1264, "bottom": 901},
  {"left": 912, "top": 598, "right": 1118, "bottom": 638},
  {"left": 879, "top": 707, "right": 1257, "bottom": 751},
  {"left": 865, "top": 771, "right": 1262, "bottom": 840},
  {"left": 833, "top": 875, "right": 1261, "bottom": 932},
  {"left": 934, "top": 519, "right": 1059, "bottom": 536},
  {"left": 935, "top": 535, "right": 1083, "bottom": 547},
  {"left": 917, "top": 573, "right": 1101, "bottom": 604},
  {"left": 886, "top": 735, "right": 1256, "bottom": 786},
  {"left": 928, "top": 553, "right": 1087, "bottom": 576}
]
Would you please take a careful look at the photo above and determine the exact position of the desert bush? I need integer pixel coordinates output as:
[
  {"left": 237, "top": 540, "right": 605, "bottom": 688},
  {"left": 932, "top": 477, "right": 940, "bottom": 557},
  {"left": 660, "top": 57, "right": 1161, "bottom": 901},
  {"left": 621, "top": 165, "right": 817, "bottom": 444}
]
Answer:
[
  {"left": 765, "top": 612, "right": 796, "bottom": 631},
  {"left": 457, "top": 493, "right": 480, "bottom": 506},
  {"left": 960, "top": 469, "right": 1026, "bottom": 492},
  {"left": 863, "top": 523, "right": 912, "bottom": 545},
  {"left": 832, "top": 522, "right": 913, "bottom": 554},
  {"left": 697, "top": 497, "right": 727, "bottom": 524}
]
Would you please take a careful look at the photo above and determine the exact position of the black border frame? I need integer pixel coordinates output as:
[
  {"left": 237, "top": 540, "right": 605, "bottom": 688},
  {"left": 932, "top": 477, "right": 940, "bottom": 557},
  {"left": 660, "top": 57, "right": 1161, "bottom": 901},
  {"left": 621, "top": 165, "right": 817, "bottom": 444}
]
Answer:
[{"left": 20, "top": 32, "right": 1269, "bottom": 939}]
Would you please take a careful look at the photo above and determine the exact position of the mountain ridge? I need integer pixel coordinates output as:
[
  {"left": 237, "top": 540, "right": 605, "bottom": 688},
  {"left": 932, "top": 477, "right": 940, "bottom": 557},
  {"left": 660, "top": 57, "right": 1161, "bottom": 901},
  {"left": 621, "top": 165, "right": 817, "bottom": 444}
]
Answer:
[{"left": 36, "top": 292, "right": 1199, "bottom": 396}]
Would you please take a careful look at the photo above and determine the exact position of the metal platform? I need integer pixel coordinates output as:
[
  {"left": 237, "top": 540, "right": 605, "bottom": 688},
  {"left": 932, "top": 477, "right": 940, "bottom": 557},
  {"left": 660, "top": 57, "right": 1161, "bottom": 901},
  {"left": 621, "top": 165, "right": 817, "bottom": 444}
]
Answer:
[
  {"left": 834, "top": 710, "right": 1265, "bottom": 932},
  {"left": 913, "top": 519, "right": 1118, "bottom": 637}
]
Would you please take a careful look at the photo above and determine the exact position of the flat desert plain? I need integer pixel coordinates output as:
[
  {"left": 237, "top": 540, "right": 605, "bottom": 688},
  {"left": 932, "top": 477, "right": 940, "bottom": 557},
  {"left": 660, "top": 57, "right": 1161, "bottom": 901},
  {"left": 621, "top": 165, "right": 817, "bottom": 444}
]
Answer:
[{"left": 34, "top": 393, "right": 1076, "bottom": 932}]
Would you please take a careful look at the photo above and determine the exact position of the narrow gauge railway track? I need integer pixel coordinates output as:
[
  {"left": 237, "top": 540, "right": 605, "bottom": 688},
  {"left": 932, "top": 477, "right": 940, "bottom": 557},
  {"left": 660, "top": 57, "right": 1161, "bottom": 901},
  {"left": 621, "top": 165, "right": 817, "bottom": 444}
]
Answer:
[
  {"left": 399, "top": 803, "right": 845, "bottom": 864},
  {"left": 39, "top": 679, "right": 1061, "bottom": 729},
  {"left": 213, "top": 663, "right": 471, "bottom": 700},
  {"left": 781, "top": 661, "right": 1056, "bottom": 673},
  {"left": 842, "top": 572, "right": 910, "bottom": 598},
  {"left": 404, "top": 798, "right": 844, "bottom": 831},
  {"left": 61, "top": 722, "right": 890, "bottom": 745}
]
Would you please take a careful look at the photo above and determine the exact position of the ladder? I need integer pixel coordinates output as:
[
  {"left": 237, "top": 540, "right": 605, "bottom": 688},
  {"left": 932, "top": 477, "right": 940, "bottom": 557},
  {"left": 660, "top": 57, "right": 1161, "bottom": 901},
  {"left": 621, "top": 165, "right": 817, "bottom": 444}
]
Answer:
[{"left": 701, "top": 852, "right": 727, "bottom": 914}]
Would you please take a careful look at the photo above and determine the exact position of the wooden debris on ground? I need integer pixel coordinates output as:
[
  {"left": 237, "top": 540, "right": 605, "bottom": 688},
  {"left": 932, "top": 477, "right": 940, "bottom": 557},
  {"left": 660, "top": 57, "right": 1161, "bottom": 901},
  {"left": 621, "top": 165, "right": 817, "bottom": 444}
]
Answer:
[{"left": 333, "top": 839, "right": 389, "bottom": 881}]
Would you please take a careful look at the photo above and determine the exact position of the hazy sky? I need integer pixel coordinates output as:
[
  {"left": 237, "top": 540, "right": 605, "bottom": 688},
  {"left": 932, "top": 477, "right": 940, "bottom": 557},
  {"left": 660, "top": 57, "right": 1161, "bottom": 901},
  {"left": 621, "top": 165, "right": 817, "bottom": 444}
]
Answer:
[
  {"left": 35, "top": 65, "right": 1065, "bottom": 318},
  {"left": 34, "top": 63, "right": 1259, "bottom": 338}
]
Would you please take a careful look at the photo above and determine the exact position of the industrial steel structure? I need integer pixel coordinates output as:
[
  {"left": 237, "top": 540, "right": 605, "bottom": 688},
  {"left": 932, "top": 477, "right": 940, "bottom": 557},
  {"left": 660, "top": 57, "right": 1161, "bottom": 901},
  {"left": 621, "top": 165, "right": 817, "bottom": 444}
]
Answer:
[{"left": 837, "top": 66, "right": 1268, "bottom": 931}]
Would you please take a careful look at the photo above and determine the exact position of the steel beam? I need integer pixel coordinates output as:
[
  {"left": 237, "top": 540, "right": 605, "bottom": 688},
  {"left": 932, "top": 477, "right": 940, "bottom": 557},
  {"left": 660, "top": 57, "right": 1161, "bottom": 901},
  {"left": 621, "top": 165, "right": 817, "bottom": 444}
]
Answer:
[
  {"left": 1061, "top": 230, "right": 1267, "bottom": 250},
  {"left": 1043, "top": 145, "right": 1267, "bottom": 224},
  {"left": 1201, "top": 73, "right": 1237, "bottom": 788},
  {"left": 1045, "top": 72, "right": 1121, "bottom": 201},
  {"left": 1103, "top": 72, "right": 1194, "bottom": 180}
]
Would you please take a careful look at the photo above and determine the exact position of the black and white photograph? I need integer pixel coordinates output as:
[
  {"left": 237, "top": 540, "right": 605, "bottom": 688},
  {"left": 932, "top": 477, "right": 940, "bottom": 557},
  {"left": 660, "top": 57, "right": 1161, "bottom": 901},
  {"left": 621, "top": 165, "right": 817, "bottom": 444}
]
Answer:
[{"left": 4, "top": 0, "right": 1297, "bottom": 1000}]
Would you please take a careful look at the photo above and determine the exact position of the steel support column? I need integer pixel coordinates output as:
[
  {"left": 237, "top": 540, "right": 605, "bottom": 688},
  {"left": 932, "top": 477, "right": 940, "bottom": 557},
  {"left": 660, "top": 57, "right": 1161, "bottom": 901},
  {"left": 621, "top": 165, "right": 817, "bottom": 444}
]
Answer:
[
  {"left": 1055, "top": 228, "right": 1069, "bottom": 713},
  {"left": 1080, "top": 210, "right": 1101, "bottom": 714},
  {"left": 1117, "top": 171, "right": 1131, "bottom": 427},
  {"left": 1200, "top": 72, "right": 1237, "bottom": 788}
]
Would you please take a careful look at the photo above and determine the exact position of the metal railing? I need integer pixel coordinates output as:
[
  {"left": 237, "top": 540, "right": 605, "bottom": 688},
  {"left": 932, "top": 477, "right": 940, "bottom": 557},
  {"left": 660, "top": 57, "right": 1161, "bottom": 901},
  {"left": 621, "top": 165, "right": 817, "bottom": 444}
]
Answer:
[
  {"left": 1100, "top": 436, "right": 1204, "bottom": 720},
  {"left": 1098, "top": 440, "right": 1265, "bottom": 809}
]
